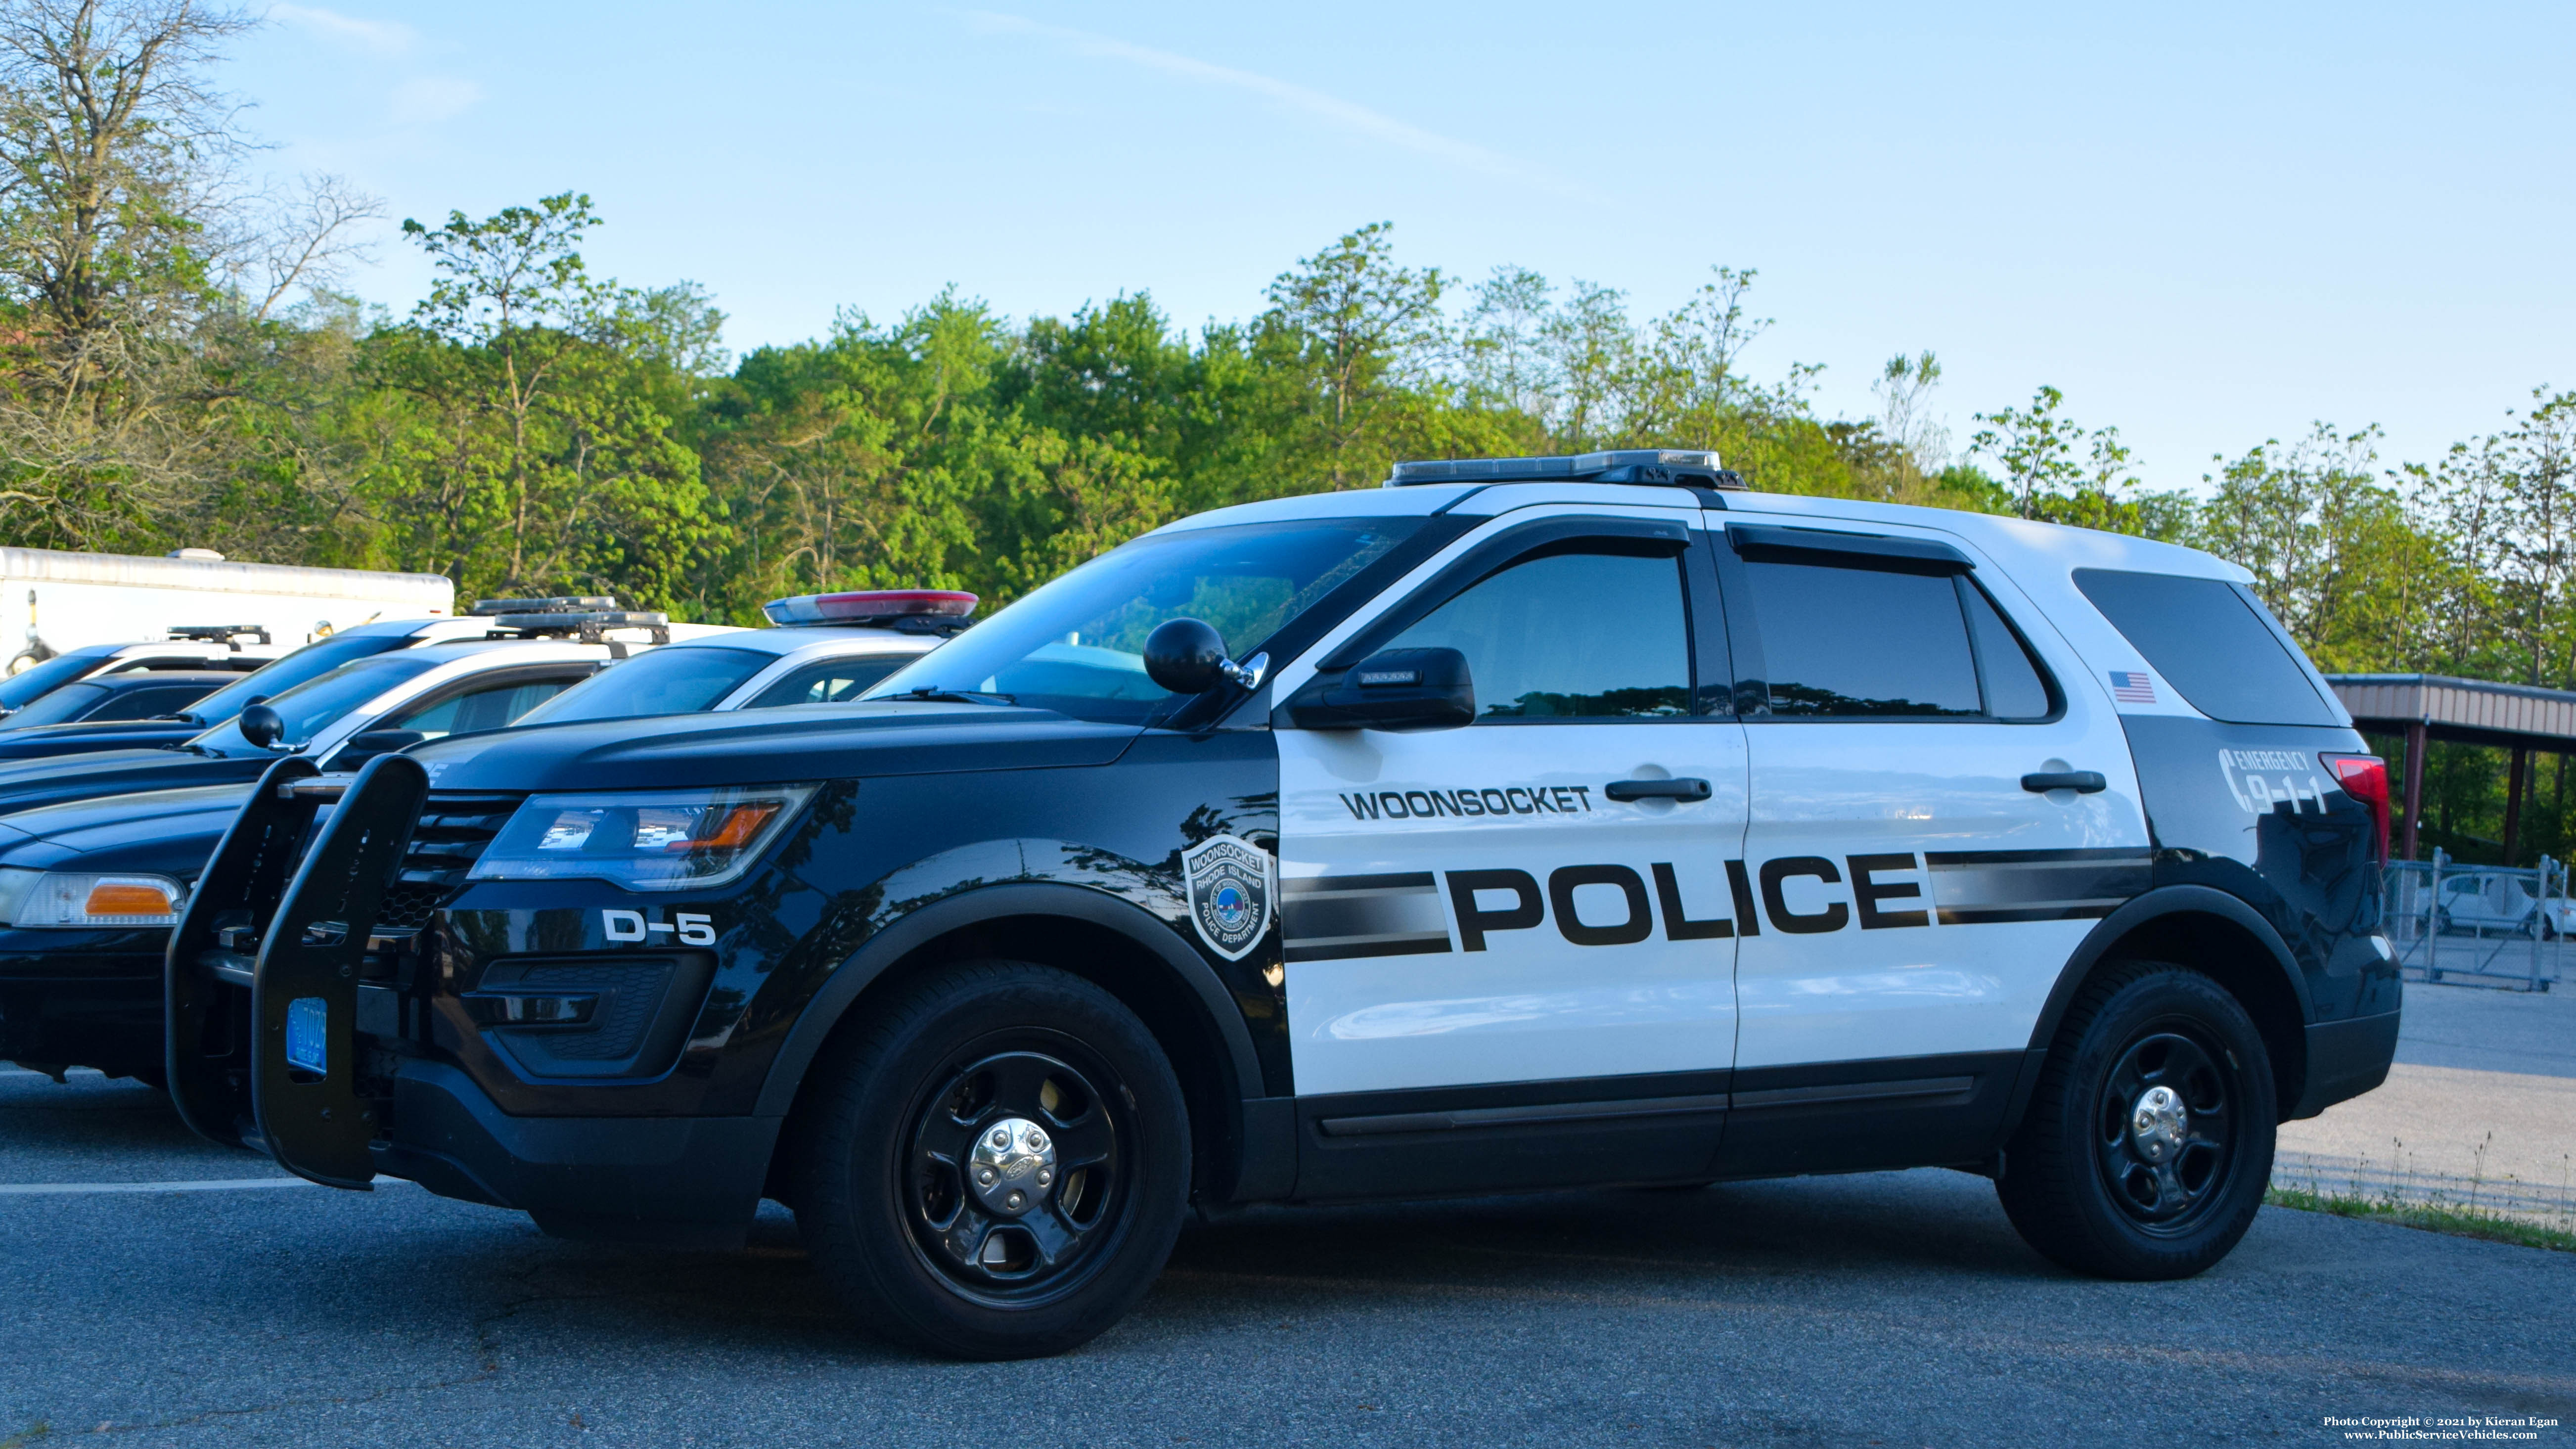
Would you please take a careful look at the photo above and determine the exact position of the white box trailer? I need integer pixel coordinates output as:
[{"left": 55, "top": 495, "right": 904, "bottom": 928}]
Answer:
[{"left": 0, "top": 547, "right": 454, "bottom": 673}]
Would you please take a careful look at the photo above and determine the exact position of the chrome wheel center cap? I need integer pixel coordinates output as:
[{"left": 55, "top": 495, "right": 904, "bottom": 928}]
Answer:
[
  {"left": 968, "top": 1117, "right": 1056, "bottom": 1217},
  {"left": 2130, "top": 1085, "right": 2187, "bottom": 1162}
]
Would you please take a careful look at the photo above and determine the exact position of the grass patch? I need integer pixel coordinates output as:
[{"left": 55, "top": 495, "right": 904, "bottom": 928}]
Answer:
[{"left": 2268, "top": 1186, "right": 2576, "bottom": 1253}]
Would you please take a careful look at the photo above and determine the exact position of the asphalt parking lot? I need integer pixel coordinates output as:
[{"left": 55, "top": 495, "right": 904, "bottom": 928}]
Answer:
[{"left": 4, "top": 1065, "right": 2572, "bottom": 1449}]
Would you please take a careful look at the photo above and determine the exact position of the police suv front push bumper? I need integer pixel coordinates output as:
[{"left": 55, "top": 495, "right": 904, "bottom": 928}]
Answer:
[
  {"left": 166, "top": 754, "right": 426, "bottom": 1188},
  {"left": 167, "top": 754, "right": 777, "bottom": 1243}
]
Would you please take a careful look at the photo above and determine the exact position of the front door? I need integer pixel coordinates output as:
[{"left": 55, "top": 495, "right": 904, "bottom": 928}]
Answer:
[{"left": 1275, "top": 512, "right": 1748, "bottom": 1193}]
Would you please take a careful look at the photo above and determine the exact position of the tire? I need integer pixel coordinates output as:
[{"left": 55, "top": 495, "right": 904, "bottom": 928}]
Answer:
[
  {"left": 787, "top": 959, "right": 1190, "bottom": 1359},
  {"left": 1996, "top": 962, "right": 2275, "bottom": 1280}
]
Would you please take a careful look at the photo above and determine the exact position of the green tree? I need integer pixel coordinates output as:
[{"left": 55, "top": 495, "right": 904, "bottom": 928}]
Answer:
[{"left": 357, "top": 193, "right": 720, "bottom": 608}]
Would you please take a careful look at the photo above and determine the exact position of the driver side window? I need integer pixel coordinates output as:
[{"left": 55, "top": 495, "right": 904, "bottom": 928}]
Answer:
[
  {"left": 1386, "top": 547, "right": 1691, "bottom": 721},
  {"left": 388, "top": 675, "right": 583, "bottom": 740}
]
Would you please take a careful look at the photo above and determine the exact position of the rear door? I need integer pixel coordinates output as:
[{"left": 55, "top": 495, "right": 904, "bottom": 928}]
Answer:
[
  {"left": 1707, "top": 517, "right": 2150, "bottom": 1173},
  {"left": 1275, "top": 505, "right": 1749, "bottom": 1194}
]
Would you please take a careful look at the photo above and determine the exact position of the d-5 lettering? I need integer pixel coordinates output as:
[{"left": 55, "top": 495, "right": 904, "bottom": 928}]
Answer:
[{"left": 601, "top": 908, "right": 717, "bottom": 947}]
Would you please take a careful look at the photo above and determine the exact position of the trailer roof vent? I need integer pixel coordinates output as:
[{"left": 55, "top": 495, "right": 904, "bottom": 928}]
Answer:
[{"left": 167, "top": 547, "right": 226, "bottom": 561}]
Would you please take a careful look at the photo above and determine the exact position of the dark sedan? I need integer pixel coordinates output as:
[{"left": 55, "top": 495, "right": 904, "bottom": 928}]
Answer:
[
  {"left": 0, "top": 670, "right": 235, "bottom": 734},
  {"left": 0, "top": 618, "right": 485, "bottom": 765},
  {"left": 0, "top": 785, "right": 247, "bottom": 1081}
]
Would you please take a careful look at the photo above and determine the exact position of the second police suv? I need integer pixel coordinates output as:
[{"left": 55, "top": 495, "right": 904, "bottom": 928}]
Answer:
[{"left": 167, "top": 451, "right": 2399, "bottom": 1359}]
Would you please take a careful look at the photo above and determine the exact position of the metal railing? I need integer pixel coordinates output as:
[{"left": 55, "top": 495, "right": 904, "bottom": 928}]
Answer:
[{"left": 2384, "top": 849, "right": 2565, "bottom": 992}]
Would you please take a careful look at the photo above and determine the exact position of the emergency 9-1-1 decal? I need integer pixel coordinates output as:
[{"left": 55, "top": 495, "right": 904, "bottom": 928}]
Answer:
[
  {"left": 2219, "top": 748, "right": 2332, "bottom": 815},
  {"left": 1182, "top": 835, "right": 1274, "bottom": 963}
]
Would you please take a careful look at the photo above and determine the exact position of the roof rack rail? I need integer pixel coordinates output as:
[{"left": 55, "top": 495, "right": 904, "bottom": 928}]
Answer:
[
  {"left": 1386, "top": 449, "right": 1748, "bottom": 493},
  {"left": 467, "top": 596, "right": 620, "bottom": 617},
  {"left": 486, "top": 609, "right": 671, "bottom": 646},
  {"left": 167, "top": 624, "right": 273, "bottom": 648}
]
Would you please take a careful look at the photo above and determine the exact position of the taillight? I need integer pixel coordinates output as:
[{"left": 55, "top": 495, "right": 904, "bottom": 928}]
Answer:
[{"left": 2322, "top": 753, "right": 2390, "bottom": 863}]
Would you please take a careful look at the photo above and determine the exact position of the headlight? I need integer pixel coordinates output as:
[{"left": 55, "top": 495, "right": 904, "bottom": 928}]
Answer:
[
  {"left": 468, "top": 784, "right": 817, "bottom": 892},
  {"left": 0, "top": 868, "right": 186, "bottom": 928}
]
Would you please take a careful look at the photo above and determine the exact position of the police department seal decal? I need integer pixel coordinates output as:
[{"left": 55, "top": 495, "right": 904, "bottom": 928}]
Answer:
[{"left": 1182, "top": 834, "right": 1273, "bottom": 962}]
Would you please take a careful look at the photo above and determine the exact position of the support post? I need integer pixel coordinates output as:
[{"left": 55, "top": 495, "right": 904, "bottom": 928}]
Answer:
[
  {"left": 2504, "top": 746, "right": 2528, "bottom": 866},
  {"left": 2428, "top": 847, "right": 2445, "bottom": 981},
  {"left": 2401, "top": 721, "right": 2428, "bottom": 862}
]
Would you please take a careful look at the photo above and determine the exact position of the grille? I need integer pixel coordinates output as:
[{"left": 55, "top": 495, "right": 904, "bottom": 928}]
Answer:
[{"left": 380, "top": 792, "right": 524, "bottom": 926}]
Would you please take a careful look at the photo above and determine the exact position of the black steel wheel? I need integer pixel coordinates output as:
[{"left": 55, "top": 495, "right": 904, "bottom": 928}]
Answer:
[
  {"left": 2092, "top": 1028, "right": 2236, "bottom": 1233},
  {"left": 789, "top": 960, "right": 1189, "bottom": 1359},
  {"left": 1998, "top": 962, "right": 2274, "bottom": 1280},
  {"left": 903, "top": 1048, "right": 1130, "bottom": 1302}
]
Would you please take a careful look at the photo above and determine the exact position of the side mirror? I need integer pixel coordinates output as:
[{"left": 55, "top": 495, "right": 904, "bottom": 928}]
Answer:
[
  {"left": 332, "top": 728, "right": 426, "bottom": 768},
  {"left": 237, "top": 703, "right": 284, "bottom": 750},
  {"left": 1284, "top": 647, "right": 1475, "bottom": 731},
  {"left": 1143, "top": 617, "right": 1266, "bottom": 696}
]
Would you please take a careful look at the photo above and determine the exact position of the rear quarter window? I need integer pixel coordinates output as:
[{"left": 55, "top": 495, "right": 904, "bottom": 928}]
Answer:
[{"left": 2072, "top": 569, "right": 2338, "bottom": 726}]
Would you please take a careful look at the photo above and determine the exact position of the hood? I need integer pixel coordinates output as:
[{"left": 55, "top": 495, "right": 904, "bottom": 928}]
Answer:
[
  {"left": 0, "top": 719, "right": 201, "bottom": 763},
  {"left": 0, "top": 782, "right": 254, "bottom": 875},
  {"left": 409, "top": 702, "right": 1141, "bottom": 794},
  {"left": 0, "top": 745, "right": 268, "bottom": 816}
]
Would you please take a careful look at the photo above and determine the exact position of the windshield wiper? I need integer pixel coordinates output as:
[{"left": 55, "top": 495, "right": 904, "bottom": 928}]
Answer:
[{"left": 888, "top": 686, "right": 1017, "bottom": 707}]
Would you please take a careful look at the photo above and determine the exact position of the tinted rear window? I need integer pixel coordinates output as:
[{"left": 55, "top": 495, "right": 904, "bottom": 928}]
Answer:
[
  {"left": 2073, "top": 569, "right": 2337, "bottom": 725},
  {"left": 1746, "top": 559, "right": 1982, "bottom": 717}
]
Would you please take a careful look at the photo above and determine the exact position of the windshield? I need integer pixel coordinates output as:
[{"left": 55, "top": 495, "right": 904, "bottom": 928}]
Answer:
[
  {"left": 516, "top": 645, "right": 772, "bottom": 725},
  {"left": 0, "top": 648, "right": 115, "bottom": 711},
  {"left": 864, "top": 518, "right": 1425, "bottom": 724},
  {"left": 187, "top": 653, "right": 446, "bottom": 757},
  {"left": 0, "top": 680, "right": 109, "bottom": 729},
  {"left": 180, "top": 633, "right": 415, "bottom": 727}
]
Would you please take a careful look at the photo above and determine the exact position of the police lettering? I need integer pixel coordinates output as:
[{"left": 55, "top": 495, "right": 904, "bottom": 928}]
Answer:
[{"left": 1437, "top": 854, "right": 1938, "bottom": 948}]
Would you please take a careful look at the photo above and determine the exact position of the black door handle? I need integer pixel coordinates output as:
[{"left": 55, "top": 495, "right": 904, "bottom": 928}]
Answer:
[
  {"left": 1605, "top": 777, "right": 1713, "bottom": 803},
  {"left": 2022, "top": 770, "right": 2107, "bottom": 794}
]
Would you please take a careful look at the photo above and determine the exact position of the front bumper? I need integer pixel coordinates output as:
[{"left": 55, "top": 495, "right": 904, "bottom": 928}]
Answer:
[
  {"left": 0, "top": 935, "right": 166, "bottom": 1076},
  {"left": 377, "top": 1060, "right": 777, "bottom": 1248}
]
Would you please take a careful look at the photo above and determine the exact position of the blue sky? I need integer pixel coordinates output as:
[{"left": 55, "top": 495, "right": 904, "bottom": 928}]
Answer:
[{"left": 231, "top": 1, "right": 2572, "bottom": 493}]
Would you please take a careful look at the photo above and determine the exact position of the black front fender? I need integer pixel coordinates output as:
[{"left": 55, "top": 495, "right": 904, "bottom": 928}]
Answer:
[{"left": 752, "top": 880, "right": 1270, "bottom": 1122}]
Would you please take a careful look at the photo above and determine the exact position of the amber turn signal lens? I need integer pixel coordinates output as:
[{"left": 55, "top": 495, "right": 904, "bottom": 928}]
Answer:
[
  {"left": 694, "top": 803, "right": 782, "bottom": 851},
  {"left": 84, "top": 882, "right": 174, "bottom": 915}
]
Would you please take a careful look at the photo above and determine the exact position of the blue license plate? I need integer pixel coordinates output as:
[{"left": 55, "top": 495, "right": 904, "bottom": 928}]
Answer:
[{"left": 285, "top": 996, "right": 328, "bottom": 1075}]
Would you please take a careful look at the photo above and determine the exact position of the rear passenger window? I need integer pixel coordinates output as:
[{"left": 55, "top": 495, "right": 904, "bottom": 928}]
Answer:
[
  {"left": 1964, "top": 586, "right": 2053, "bottom": 720},
  {"left": 1388, "top": 547, "right": 1691, "bottom": 721},
  {"left": 2073, "top": 569, "right": 2337, "bottom": 726},
  {"left": 749, "top": 656, "right": 910, "bottom": 709},
  {"left": 1744, "top": 560, "right": 1982, "bottom": 717},
  {"left": 1739, "top": 559, "right": 2056, "bottom": 721}
]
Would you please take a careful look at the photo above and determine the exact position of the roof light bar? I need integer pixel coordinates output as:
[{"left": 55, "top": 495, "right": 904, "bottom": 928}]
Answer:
[
  {"left": 1385, "top": 449, "right": 1748, "bottom": 492},
  {"left": 487, "top": 610, "right": 672, "bottom": 645},
  {"left": 167, "top": 624, "right": 273, "bottom": 647},
  {"left": 762, "top": 590, "right": 980, "bottom": 628},
  {"left": 469, "top": 596, "right": 620, "bottom": 617}
]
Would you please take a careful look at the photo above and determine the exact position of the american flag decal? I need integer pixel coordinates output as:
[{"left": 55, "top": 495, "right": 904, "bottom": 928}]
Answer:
[{"left": 2109, "top": 671, "right": 2158, "bottom": 704}]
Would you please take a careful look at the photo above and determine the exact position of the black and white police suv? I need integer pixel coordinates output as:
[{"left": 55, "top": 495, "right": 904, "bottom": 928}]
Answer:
[{"left": 167, "top": 451, "right": 2397, "bottom": 1359}]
